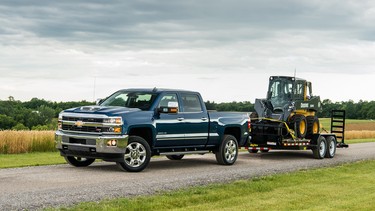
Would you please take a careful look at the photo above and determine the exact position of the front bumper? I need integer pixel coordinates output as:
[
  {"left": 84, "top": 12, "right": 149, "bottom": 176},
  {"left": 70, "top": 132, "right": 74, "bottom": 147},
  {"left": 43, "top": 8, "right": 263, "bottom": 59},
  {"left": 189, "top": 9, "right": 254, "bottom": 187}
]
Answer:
[{"left": 55, "top": 130, "right": 129, "bottom": 156}]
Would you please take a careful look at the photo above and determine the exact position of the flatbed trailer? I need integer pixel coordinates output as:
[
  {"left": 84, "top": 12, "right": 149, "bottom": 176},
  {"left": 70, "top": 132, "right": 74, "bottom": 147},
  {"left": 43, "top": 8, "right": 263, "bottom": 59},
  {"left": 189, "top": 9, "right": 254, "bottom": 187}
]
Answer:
[{"left": 247, "top": 110, "right": 349, "bottom": 159}]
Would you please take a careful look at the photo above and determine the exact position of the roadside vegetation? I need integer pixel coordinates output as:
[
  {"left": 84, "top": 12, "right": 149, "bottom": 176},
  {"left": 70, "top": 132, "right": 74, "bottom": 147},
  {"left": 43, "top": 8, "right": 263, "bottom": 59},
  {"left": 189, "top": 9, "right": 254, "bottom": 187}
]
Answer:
[
  {"left": 0, "top": 152, "right": 64, "bottom": 168},
  {"left": 48, "top": 160, "right": 375, "bottom": 211}
]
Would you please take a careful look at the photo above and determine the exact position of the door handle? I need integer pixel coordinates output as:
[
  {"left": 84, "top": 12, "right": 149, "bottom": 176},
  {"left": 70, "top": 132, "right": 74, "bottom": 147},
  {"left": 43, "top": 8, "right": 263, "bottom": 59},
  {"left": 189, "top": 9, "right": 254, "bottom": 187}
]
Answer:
[
  {"left": 177, "top": 117, "right": 185, "bottom": 121},
  {"left": 201, "top": 117, "right": 208, "bottom": 121}
]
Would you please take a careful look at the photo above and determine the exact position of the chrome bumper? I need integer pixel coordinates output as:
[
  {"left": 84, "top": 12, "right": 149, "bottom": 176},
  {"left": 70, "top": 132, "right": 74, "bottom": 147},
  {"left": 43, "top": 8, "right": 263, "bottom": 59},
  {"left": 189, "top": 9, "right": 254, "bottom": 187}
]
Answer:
[{"left": 55, "top": 130, "right": 128, "bottom": 154}]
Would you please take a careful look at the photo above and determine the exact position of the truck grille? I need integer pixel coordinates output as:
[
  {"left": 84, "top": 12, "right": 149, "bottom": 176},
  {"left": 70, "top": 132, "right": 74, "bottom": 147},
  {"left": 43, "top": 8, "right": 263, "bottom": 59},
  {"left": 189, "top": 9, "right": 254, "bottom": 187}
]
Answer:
[
  {"left": 62, "top": 116, "right": 103, "bottom": 123},
  {"left": 60, "top": 114, "right": 122, "bottom": 134},
  {"left": 62, "top": 124, "right": 108, "bottom": 133}
]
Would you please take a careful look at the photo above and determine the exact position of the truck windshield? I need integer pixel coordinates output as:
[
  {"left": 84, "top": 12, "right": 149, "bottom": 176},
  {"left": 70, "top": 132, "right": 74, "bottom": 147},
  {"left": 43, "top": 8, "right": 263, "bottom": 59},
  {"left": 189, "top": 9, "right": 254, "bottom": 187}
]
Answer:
[{"left": 100, "top": 91, "right": 158, "bottom": 111}]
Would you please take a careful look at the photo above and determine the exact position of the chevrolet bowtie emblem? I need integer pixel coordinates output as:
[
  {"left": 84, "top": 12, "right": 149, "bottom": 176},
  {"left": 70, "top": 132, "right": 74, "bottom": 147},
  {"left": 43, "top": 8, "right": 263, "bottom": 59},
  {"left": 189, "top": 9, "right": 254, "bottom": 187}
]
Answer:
[{"left": 75, "top": 120, "right": 84, "bottom": 127}]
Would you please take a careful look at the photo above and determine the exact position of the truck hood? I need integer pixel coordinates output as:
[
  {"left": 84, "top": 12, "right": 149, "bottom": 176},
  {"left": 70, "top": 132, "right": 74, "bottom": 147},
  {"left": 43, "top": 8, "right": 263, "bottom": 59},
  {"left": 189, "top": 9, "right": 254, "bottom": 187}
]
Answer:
[{"left": 63, "top": 105, "right": 141, "bottom": 116}]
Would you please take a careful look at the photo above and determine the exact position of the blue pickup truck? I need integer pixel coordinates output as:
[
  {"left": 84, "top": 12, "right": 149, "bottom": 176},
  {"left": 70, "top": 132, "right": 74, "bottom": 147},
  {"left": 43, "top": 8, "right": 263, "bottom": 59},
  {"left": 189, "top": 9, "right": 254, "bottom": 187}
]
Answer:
[{"left": 55, "top": 88, "right": 250, "bottom": 172}]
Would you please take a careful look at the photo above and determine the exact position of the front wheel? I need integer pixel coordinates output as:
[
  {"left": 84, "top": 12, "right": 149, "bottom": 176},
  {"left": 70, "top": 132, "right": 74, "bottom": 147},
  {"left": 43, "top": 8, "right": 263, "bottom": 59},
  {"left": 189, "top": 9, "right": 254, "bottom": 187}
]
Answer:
[
  {"left": 215, "top": 135, "right": 238, "bottom": 165},
  {"left": 116, "top": 136, "right": 151, "bottom": 172},
  {"left": 64, "top": 156, "right": 95, "bottom": 167}
]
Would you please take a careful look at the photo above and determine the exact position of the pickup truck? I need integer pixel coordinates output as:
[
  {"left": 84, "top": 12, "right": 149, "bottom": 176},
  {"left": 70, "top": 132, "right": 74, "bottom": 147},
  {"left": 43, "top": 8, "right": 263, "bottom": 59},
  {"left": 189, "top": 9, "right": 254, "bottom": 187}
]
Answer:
[{"left": 55, "top": 88, "right": 250, "bottom": 172}]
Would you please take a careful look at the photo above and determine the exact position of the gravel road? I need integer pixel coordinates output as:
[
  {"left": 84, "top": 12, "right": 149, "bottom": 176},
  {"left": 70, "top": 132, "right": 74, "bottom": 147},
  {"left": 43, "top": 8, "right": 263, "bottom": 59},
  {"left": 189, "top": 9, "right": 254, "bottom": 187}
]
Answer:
[{"left": 1, "top": 142, "right": 374, "bottom": 210}]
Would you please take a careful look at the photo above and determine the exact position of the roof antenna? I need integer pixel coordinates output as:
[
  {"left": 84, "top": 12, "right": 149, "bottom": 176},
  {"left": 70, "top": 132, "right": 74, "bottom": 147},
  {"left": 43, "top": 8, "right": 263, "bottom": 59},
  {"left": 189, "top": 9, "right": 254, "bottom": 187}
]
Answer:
[
  {"left": 294, "top": 68, "right": 297, "bottom": 78},
  {"left": 152, "top": 87, "right": 157, "bottom": 92}
]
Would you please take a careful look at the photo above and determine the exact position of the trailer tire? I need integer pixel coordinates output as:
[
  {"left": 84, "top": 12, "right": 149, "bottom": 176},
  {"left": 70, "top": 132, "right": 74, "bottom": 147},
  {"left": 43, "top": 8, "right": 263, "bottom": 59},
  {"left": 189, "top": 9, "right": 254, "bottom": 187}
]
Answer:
[
  {"left": 116, "top": 136, "right": 151, "bottom": 172},
  {"left": 64, "top": 156, "right": 95, "bottom": 167},
  {"left": 216, "top": 135, "right": 238, "bottom": 165},
  {"left": 312, "top": 136, "right": 327, "bottom": 159},
  {"left": 166, "top": 155, "right": 184, "bottom": 160},
  {"left": 325, "top": 136, "right": 337, "bottom": 158}
]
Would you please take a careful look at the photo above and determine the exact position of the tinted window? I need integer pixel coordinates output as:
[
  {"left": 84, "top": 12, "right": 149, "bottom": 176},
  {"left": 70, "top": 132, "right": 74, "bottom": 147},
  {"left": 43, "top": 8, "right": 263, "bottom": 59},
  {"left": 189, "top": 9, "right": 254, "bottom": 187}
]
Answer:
[
  {"left": 100, "top": 91, "right": 158, "bottom": 110},
  {"left": 181, "top": 94, "right": 203, "bottom": 112}
]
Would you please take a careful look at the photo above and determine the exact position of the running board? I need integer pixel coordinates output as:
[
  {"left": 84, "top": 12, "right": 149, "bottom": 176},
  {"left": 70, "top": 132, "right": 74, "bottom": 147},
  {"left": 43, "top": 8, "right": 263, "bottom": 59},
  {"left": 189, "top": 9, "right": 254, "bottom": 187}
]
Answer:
[{"left": 160, "top": 150, "right": 210, "bottom": 156}]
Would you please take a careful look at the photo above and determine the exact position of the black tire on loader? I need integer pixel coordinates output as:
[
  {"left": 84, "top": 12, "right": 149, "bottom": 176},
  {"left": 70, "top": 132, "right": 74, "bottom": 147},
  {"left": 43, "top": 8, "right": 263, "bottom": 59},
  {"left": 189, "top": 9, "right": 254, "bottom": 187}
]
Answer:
[
  {"left": 306, "top": 116, "right": 320, "bottom": 139},
  {"left": 290, "top": 115, "right": 308, "bottom": 138}
]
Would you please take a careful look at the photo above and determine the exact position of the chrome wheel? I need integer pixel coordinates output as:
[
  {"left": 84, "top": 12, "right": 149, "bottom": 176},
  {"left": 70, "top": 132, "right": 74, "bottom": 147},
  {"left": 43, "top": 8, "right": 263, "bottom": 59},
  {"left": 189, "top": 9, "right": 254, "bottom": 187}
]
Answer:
[
  {"left": 319, "top": 138, "right": 326, "bottom": 158},
  {"left": 216, "top": 135, "right": 238, "bottom": 165},
  {"left": 224, "top": 139, "right": 237, "bottom": 162},
  {"left": 124, "top": 142, "right": 147, "bottom": 168}
]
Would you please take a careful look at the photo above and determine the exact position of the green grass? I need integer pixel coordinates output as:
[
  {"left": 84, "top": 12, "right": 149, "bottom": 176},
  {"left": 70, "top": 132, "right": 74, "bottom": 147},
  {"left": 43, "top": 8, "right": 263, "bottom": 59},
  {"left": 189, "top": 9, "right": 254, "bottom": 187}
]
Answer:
[
  {"left": 48, "top": 160, "right": 375, "bottom": 211},
  {"left": 320, "top": 118, "right": 375, "bottom": 130},
  {"left": 346, "top": 138, "right": 375, "bottom": 144},
  {"left": 0, "top": 152, "right": 65, "bottom": 168}
]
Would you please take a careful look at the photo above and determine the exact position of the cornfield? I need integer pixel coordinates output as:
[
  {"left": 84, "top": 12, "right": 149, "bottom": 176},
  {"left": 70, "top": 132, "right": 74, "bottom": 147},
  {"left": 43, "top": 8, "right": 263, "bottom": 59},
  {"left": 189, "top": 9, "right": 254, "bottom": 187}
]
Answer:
[
  {"left": 0, "top": 130, "right": 56, "bottom": 154},
  {"left": 345, "top": 131, "right": 375, "bottom": 140}
]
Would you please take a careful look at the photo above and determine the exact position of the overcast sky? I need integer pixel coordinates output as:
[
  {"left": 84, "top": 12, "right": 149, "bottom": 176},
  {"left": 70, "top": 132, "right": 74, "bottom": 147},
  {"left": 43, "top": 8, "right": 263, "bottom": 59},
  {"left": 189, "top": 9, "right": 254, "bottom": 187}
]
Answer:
[{"left": 0, "top": 0, "right": 374, "bottom": 103}]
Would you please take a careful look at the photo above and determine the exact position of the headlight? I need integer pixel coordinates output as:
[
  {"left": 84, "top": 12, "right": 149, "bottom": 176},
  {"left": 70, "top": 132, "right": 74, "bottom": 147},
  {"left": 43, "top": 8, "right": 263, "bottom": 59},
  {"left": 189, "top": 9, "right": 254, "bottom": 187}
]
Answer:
[
  {"left": 103, "top": 117, "right": 122, "bottom": 124},
  {"left": 58, "top": 113, "right": 63, "bottom": 130}
]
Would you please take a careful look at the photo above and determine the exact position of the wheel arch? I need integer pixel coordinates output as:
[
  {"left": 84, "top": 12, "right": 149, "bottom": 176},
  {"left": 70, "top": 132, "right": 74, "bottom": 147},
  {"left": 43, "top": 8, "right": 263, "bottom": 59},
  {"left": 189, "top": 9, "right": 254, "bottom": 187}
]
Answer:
[{"left": 128, "top": 126, "right": 154, "bottom": 147}]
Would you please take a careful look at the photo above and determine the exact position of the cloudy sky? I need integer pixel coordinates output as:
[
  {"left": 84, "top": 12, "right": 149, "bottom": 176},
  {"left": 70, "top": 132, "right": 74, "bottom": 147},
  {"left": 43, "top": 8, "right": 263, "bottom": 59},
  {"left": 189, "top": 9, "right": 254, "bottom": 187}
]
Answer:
[{"left": 1, "top": 0, "right": 374, "bottom": 103}]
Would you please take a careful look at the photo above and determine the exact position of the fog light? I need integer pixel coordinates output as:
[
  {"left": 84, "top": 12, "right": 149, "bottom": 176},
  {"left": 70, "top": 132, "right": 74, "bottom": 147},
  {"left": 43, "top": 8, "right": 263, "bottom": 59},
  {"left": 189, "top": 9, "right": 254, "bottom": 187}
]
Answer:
[
  {"left": 107, "top": 139, "right": 117, "bottom": 146},
  {"left": 114, "top": 127, "right": 121, "bottom": 133}
]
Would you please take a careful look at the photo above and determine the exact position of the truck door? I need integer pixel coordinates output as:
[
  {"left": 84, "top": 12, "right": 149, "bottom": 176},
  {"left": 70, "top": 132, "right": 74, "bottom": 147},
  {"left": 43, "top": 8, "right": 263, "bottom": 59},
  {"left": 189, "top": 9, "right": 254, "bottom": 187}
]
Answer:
[
  {"left": 180, "top": 93, "right": 209, "bottom": 146},
  {"left": 154, "top": 93, "right": 186, "bottom": 147}
]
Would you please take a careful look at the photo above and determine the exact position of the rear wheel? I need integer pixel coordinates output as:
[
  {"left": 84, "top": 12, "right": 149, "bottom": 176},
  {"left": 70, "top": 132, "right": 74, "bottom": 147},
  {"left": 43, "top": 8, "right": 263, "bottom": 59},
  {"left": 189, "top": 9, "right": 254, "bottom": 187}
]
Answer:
[
  {"left": 312, "top": 136, "right": 327, "bottom": 159},
  {"left": 166, "top": 155, "right": 184, "bottom": 160},
  {"left": 325, "top": 136, "right": 337, "bottom": 158},
  {"left": 64, "top": 156, "right": 95, "bottom": 167},
  {"left": 116, "top": 136, "right": 151, "bottom": 172},
  {"left": 307, "top": 116, "right": 320, "bottom": 139},
  {"left": 216, "top": 135, "right": 238, "bottom": 165}
]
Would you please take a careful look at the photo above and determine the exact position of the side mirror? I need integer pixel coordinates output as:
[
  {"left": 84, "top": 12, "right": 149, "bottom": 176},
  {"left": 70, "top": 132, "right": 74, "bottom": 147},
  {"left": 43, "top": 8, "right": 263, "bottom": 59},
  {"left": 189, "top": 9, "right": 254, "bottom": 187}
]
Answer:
[
  {"left": 158, "top": 102, "right": 179, "bottom": 114},
  {"left": 96, "top": 98, "right": 103, "bottom": 105}
]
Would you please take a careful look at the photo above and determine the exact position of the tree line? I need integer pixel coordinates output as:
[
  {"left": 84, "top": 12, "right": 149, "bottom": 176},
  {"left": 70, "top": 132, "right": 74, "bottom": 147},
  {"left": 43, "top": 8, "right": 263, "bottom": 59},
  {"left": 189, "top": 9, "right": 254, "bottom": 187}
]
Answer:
[{"left": 0, "top": 97, "right": 374, "bottom": 130}]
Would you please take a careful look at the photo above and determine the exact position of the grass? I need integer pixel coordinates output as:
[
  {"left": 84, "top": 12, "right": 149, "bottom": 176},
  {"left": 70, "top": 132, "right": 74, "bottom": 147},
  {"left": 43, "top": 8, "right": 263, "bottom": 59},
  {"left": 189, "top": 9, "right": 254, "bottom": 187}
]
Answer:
[
  {"left": 319, "top": 118, "right": 375, "bottom": 140},
  {"left": 48, "top": 160, "right": 375, "bottom": 211},
  {"left": 0, "top": 130, "right": 56, "bottom": 154},
  {"left": 0, "top": 152, "right": 65, "bottom": 168}
]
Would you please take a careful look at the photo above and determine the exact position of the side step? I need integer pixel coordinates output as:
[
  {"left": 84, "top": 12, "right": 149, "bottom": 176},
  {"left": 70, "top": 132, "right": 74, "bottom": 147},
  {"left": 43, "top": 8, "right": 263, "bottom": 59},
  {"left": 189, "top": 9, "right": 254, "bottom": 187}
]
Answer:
[
  {"left": 160, "top": 150, "right": 210, "bottom": 156},
  {"left": 331, "top": 110, "right": 348, "bottom": 147}
]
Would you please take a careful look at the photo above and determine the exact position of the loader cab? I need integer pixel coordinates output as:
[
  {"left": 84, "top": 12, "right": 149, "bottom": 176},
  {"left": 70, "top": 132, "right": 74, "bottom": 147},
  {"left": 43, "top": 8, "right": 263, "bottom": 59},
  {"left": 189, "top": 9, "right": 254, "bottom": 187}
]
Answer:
[{"left": 267, "top": 76, "right": 313, "bottom": 111}]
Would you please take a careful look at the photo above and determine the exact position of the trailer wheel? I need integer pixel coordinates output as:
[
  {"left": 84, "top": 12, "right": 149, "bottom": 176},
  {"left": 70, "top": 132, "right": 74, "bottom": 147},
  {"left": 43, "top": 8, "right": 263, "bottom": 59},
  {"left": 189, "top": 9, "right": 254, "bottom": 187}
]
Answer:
[
  {"left": 64, "top": 156, "right": 95, "bottom": 167},
  {"left": 116, "top": 136, "right": 151, "bottom": 172},
  {"left": 166, "top": 155, "right": 184, "bottom": 160},
  {"left": 325, "top": 136, "right": 337, "bottom": 158},
  {"left": 216, "top": 135, "right": 238, "bottom": 165},
  {"left": 312, "top": 136, "right": 327, "bottom": 159}
]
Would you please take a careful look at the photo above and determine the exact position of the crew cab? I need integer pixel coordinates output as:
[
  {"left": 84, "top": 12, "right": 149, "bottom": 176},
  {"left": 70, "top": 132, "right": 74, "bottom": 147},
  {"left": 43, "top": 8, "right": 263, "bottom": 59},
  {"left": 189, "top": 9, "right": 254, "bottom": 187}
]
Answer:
[{"left": 55, "top": 88, "right": 250, "bottom": 172}]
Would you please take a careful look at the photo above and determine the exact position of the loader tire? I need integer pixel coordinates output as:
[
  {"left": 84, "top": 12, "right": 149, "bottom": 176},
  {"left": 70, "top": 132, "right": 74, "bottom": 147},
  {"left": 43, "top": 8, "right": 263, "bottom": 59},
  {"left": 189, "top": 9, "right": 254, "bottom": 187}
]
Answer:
[
  {"left": 306, "top": 116, "right": 320, "bottom": 139},
  {"left": 290, "top": 115, "right": 307, "bottom": 138}
]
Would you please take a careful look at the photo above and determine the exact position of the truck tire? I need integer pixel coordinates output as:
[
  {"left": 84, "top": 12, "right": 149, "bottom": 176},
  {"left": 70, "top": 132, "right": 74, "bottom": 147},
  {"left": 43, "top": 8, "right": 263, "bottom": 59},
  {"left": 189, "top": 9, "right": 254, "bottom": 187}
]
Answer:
[
  {"left": 290, "top": 115, "right": 307, "bottom": 138},
  {"left": 312, "top": 136, "right": 327, "bottom": 159},
  {"left": 64, "top": 156, "right": 95, "bottom": 167},
  {"left": 325, "top": 136, "right": 337, "bottom": 158},
  {"left": 116, "top": 136, "right": 151, "bottom": 172},
  {"left": 166, "top": 155, "right": 184, "bottom": 160},
  {"left": 215, "top": 135, "right": 238, "bottom": 165},
  {"left": 306, "top": 116, "right": 320, "bottom": 139}
]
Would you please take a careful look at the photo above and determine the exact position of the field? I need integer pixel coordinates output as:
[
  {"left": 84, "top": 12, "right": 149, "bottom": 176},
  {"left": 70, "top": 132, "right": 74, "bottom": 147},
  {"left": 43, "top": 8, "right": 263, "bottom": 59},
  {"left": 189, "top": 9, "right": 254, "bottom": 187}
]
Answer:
[
  {"left": 319, "top": 118, "right": 375, "bottom": 140},
  {"left": 0, "top": 130, "right": 55, "bottom": 154}
]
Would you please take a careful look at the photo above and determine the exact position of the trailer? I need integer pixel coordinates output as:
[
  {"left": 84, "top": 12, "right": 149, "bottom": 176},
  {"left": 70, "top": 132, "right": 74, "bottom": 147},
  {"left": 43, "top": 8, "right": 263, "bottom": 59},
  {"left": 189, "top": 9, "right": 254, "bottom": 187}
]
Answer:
[{"left": 247, "top": 110, "right": 348, "bottom": 159}]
